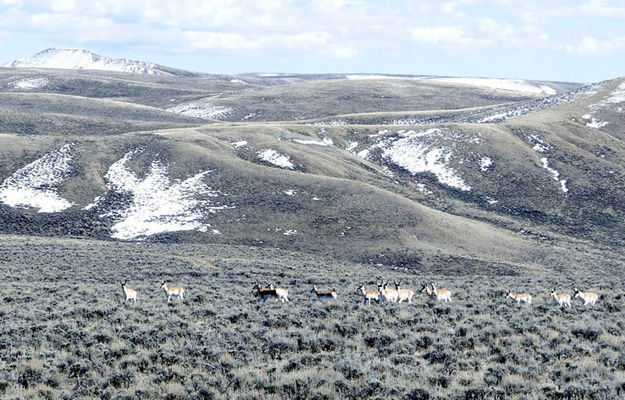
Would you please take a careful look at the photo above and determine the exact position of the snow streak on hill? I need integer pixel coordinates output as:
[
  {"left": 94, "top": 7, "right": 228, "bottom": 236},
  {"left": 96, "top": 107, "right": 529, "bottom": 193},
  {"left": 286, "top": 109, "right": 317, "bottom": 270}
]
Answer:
[
  {"left": 257, "top": 149, "right": 295, "bottom": 169},
  {"left": 345, "top": 75, "right": 557, "bottom": 95},
  {"left": 3, "top": 48, "right": 166, "bottom": 75},
  {"left": 8, "top": 77, "right": 50, "bottom": 90},
  {"left": 429, "top": 77, "right": 556, "bottom": 95},
  {"left": 87, "top": 150, "right": 232, "bottom": 240},
  {"left": 356, "top": 129, "right": 475, "bottom": 191},
  {"left": 0, "top": 144, "right": 74, "bottom": 213},
  {"left": 167, "top": 102, "right": 233, "bottom": 120}
]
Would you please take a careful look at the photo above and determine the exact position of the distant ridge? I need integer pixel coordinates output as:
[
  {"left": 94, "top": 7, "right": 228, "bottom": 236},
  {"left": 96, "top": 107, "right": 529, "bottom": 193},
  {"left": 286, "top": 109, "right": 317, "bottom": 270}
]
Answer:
[{"left": 2, "top": 48, "right": 198, "bottom": 76}]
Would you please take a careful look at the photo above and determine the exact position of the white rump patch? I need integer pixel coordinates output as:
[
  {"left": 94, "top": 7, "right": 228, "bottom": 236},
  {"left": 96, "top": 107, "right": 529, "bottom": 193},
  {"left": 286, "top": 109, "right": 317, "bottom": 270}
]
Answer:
[{"left": 0, "top": 143, "right": 74, "bottom": 213}]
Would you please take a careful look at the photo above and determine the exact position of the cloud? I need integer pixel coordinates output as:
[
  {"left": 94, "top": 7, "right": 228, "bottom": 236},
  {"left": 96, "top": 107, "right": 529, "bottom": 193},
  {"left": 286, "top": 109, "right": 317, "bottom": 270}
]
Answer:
[
  {"left": 0, "top": 0, "right": 383, "bottom": 58},
  {"left": 409, "top": 26, "right": 491, "bottom": 51},
  {"left": 0, "top": 0, "right": 624, "bottom": 59},
  {"left": 565, "top": 36, "right": 625, "bottom": 54}
]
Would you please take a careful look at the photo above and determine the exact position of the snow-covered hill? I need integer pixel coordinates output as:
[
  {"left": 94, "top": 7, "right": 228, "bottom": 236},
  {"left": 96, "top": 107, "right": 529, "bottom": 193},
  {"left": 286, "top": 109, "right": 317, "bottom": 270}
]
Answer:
[
  {"left": 345, "top": 74, "right": 558, "bottom": 95},
  {"left": 2, "top": 48, "right": 194, "bottom": 76}
]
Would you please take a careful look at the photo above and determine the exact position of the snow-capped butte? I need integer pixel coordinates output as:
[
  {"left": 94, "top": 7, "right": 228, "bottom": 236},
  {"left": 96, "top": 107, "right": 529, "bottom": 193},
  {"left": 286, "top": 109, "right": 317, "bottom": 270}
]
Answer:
[{"left": 2, "top": 48, "right": 190, "bottom": 76}]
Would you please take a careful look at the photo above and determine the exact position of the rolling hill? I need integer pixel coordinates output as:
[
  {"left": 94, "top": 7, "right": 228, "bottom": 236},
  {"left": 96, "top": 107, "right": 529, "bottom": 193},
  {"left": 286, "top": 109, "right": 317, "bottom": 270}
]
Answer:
[{"left": 0, "top": 50, "right": 623, "bottom": 274}]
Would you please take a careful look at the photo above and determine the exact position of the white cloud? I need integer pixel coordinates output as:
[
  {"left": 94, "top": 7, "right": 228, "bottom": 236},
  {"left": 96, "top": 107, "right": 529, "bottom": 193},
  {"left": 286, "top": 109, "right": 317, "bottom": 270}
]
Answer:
[
  {"left": 0, "top": 0, "right": 624, "bottom": 59},
  {"left": 410, "top": 26, "right": 494, "bottom": 51},
  {"left": 565, "top": 36, "right": 625, "bottom": 54}
]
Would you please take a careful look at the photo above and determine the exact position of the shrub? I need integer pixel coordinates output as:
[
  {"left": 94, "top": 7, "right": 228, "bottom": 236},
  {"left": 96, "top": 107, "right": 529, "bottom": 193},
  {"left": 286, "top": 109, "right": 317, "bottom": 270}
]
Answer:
[
  {"left": 404, "top": 388, "right": 430, "bottom": 400},
  {"left": 17, "top": 361, "right": 44, "bottom": 389},
  {"left": 333, "top": 359, "right": 364, "bottom": 380}
]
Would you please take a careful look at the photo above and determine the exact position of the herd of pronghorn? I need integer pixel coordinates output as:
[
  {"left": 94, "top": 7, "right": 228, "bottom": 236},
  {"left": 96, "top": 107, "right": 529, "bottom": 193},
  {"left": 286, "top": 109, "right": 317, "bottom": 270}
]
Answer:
[{"left": 121, "top": 280, "right": 600, "bottom": 308}]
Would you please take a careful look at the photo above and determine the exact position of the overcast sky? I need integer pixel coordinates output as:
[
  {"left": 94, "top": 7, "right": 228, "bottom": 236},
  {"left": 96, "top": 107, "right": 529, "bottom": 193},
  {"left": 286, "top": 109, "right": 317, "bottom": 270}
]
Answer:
[{"left": 0, "top": 0, "right": 624, "bottom": 82}]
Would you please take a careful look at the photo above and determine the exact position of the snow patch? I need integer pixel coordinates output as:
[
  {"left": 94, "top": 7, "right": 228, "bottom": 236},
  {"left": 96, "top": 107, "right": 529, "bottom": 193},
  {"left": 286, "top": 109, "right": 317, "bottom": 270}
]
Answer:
[
  {"left": 540, "top": 157, "right": 568, "bottom": 193},
  {"left": 429, "top": 77, "right": 556, "bottom": 95},
  {"left": 370, "top": 130, "right": 389, "bottom": 138},
  {"left": 380, "top": 130, "right": 470, "bottom": 191},
  {"left": 356, "top": 149, "right": 370, "bottom": 159},
  {"left": 228, "top": 140, "right": 248, "bottom": 149},
  {"left": 528, "top": 135, "right": 551, "bottom": 153},
  {"left": 284, "top": 189, "right": 296, "bottom": 196},
  {"left": 357, "top": 128, "right": 475, "bottom": 191},
  {"left": 345, "top": 74, "right": 411, "bottom": 80},
  {"left": 95, "top": 149, "right": 232, "bottom": 240},
  {"left": 167, "top": 103, "right": 232, "bottom": 120},
  {"left": 0, "top": 144, "right": 75, "bottom": 213},
  {"left": 230, "top": 78, "right": 246, "bottom": 84},
  {"left": 312, "top": 119, "right": 348, "bottom": 126},
  {"left": 257, "top": 149, "right": 294, "bottom": 169},
  {"left": 346, "top": 141, "right": 359, "bottom": 152},
  {"left": 283, "top": 230, "right": 299, "bottom": 236},
  {"left": 606, "top": 82, "right": 625, "bottom": 104},
  {"left": 416, "top": 183, "right": 432, "bottom": 194},
  {"left": 586, "top": 118, "right": 608, "bottom": 129},
  {"left": 479, "top": 157, "right": 493, "bottom": 171},
  {"left": 293, "top": 139, "right": 331, "bottom": 146},
  {"left": 384, "top": 144, "right": 471, "bottom": 191},
  {"left": 11, "top": 77, "right": 49, "bottom": 90}
]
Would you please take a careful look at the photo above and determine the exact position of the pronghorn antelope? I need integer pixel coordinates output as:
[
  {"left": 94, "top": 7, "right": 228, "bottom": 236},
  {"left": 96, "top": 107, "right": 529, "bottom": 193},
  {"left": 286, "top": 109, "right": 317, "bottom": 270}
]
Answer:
[
  {"left": 394, "top": 280, "right": 414, "bottom": 303},
  {"left": 161, "top": 282, "right": 185, "bottom": 303},
  {"left": 254, "top": 283, "right": 289, "bottom": 302},
  {"left": 430, "top": 282, "right": 452, "bottom": 302},
  {"left": 550, "top": 289, "right": 571, "bottom": 307},
  {"left": 506, "top": 290, "right": 532, "bottom": 304},
  {"left": 420, "top": 282, "right": 452, "bottom": 302},
  {"left": 420, "top": 282, "right": 433, "bottom": 297},
  {"left": 573, "top": 288, "right": 598, "bottom": 306},
  {"left": 311, "top": 286, "right": 338, "bottom": 300},
  {"left": 121, "top": 281, "right": 137, "bottom": 303},
  {"left": 378, "top": 281, "right": 399, "bottom": 303},
  {"left": 357, "top": 284, "right": 380, "bottom": 305}
]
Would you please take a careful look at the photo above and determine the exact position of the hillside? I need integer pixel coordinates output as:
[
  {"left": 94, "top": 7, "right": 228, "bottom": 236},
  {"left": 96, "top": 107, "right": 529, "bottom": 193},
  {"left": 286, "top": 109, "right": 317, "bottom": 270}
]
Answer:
[{"left": 0, "top": 64, "right": 622, "bottom": 272}]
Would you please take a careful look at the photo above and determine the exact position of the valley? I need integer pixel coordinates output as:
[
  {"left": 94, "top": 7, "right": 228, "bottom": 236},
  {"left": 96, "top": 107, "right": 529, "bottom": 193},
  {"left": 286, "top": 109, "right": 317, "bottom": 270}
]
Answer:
[{"left": 0, "top": 48, "right": 624, "bottom": 399}]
